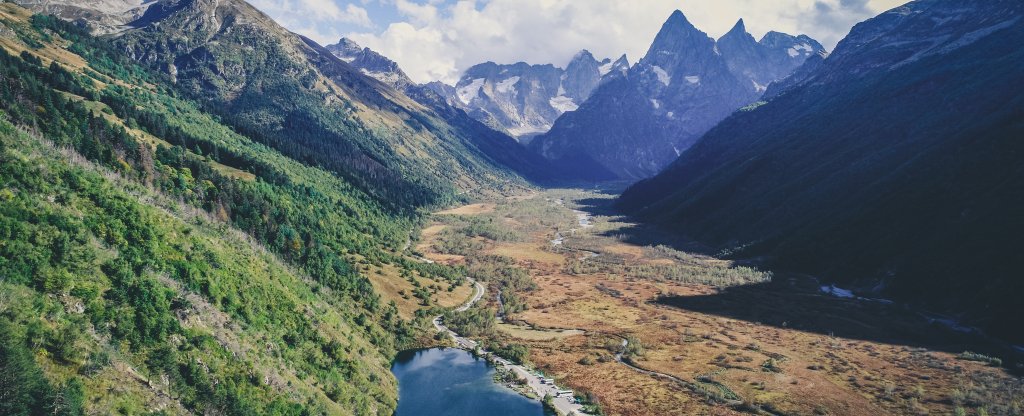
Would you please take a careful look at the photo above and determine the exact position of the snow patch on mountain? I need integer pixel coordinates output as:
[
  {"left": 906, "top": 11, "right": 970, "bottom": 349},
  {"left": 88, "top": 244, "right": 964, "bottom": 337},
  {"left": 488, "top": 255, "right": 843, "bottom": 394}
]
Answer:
[
  {"left": 752, "top": 79, "right": 766, "bottom": 92},
  {"left": 652, "top": 66, "right": 671, "bottom": 86},
  {"left": 507, "top": 124, "right": 551, "bottom": 138},
  {"left": 495, "top": 76, "right": 520, "bottom": 94},
  {"left": 457, "top": 78, "right": 485, "bottom": 105},
  {"left": 549, "top": 96, "right": 578, "bottom": 113}
]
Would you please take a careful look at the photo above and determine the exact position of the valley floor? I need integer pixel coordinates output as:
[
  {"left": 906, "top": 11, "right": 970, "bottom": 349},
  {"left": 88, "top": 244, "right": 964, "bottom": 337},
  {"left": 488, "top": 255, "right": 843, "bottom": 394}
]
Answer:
[{"left": 414, "top": 189, "right": 1022, "bottom": 416}]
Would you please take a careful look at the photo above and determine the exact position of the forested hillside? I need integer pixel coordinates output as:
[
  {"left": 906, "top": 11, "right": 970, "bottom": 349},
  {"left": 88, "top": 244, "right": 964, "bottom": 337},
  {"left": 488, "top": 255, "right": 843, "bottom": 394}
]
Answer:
[
  {"left": 0, "top": 3, "right": 467, "bottom": 413},
  {"left": 108, "top": 0, "right": 553, "bottom": 210}
]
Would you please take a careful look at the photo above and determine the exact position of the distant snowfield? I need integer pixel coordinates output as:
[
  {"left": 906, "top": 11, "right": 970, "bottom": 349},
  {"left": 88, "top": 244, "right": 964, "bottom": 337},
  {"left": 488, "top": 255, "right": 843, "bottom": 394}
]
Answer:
[{"left": 787, "top": 43, "right": 815, "bottom": 57}]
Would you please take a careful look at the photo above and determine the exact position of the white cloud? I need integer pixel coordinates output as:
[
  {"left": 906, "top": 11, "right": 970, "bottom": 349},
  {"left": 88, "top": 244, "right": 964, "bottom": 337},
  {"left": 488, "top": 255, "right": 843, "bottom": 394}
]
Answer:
[
  {"left": 250, "top": 0, "right": 374, "bottom": 35},
  {"left": 394, "top": 0, "right": 438, "bottom": 24},
  {"left": 281, "top": 0, "right": 909, "bottom": 84}
]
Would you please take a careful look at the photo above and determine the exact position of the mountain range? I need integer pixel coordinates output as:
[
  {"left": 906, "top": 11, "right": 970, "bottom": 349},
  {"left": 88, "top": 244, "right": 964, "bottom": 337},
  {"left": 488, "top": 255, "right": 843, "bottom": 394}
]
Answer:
[
  {"left": 619, "top": 0, "right": 1024, "bottom": 342},
  {"left": 422, "top": 51, "right": 628, "bottom": 140},
  {"left": 529, "top": 12, "right": 826, "bottom": 180}
]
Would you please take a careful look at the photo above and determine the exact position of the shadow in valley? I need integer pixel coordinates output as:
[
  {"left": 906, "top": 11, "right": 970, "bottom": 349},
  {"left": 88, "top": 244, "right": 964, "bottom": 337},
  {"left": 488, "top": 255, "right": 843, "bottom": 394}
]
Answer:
[
  {"left": 567, "top": 190, "right": 1023, "bottom": 371},
  {"left": 655, "top": 275, "right": 1023, "bottom": 372},
  {"left": 572, "top": 195, "right": 721, "bottom": 256}
]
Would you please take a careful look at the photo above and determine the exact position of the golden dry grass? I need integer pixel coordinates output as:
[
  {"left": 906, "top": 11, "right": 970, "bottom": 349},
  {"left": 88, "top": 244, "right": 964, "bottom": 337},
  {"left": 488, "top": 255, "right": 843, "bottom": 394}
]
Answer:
[
  {"left": 363, "top": 261, "right": 472, "bottom": 320},
  {"left": 413, "top": 223, "right": 468, "bottom": 264},
  {"left": 600, "top": 243, "right": 645, "bottom": 259},
  {"left": 496, "top": 323, "right": 583, "bottom": 341},
  {"left": 488, "top": 242, "right": 563, "bottom": 264},
  {"left": 436, "top": 203, "right": 496, "bottom": 215}
]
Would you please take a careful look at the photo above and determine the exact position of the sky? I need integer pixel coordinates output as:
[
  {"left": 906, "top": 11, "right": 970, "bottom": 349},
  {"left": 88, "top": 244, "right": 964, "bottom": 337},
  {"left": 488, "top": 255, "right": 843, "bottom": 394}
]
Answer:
[{"left": 249, "top": 0, "right": 908, "bottom": 84}]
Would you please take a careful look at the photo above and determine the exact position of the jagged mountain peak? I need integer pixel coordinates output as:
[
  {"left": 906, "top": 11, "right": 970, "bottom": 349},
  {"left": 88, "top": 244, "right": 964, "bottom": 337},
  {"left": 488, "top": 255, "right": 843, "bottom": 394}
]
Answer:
[
  {"left": 326, "top": 37, "right": 364, "bottom": 63},
  {"left": 642, "top": 10, "right": 716, "bottom": 68},
  {"left": 571, "top": 49, "right": 597, "bottom": 63},
  {"left": 325, "top": 37, "right": 413, "bottom": 90},
  {"left": 725, "top": 18, "right": 748, "bottom": 37},
  {"left": 664, "top": 9, "right": 696, "bottom": 30},
  {"left": 569, "top": 50, "right": 598, "bottom": 77},
  {"left": 720, "top": 17, "right": 758, "bottom": 46},
  {"left": 603, "top": 54, "right": 630, "bottom": 76},
  {"left": 332, "top": 37, "right": 362, "bottom": 52},
  {"left": 759, "top": 31, "right": 825, "bottom": 54},
  {"left": 644, "top": 9, "right": 710, "bottom": 58}
]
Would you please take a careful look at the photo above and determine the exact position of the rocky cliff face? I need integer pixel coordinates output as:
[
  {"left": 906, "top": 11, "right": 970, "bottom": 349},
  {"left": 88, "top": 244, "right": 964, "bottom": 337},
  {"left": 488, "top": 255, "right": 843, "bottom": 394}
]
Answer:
[
  {"left": 529, "top": 11, "right": 821, "bottom": 180},
  {"left": 428, "top": 50, "right": 628, "bottom": 140}
]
